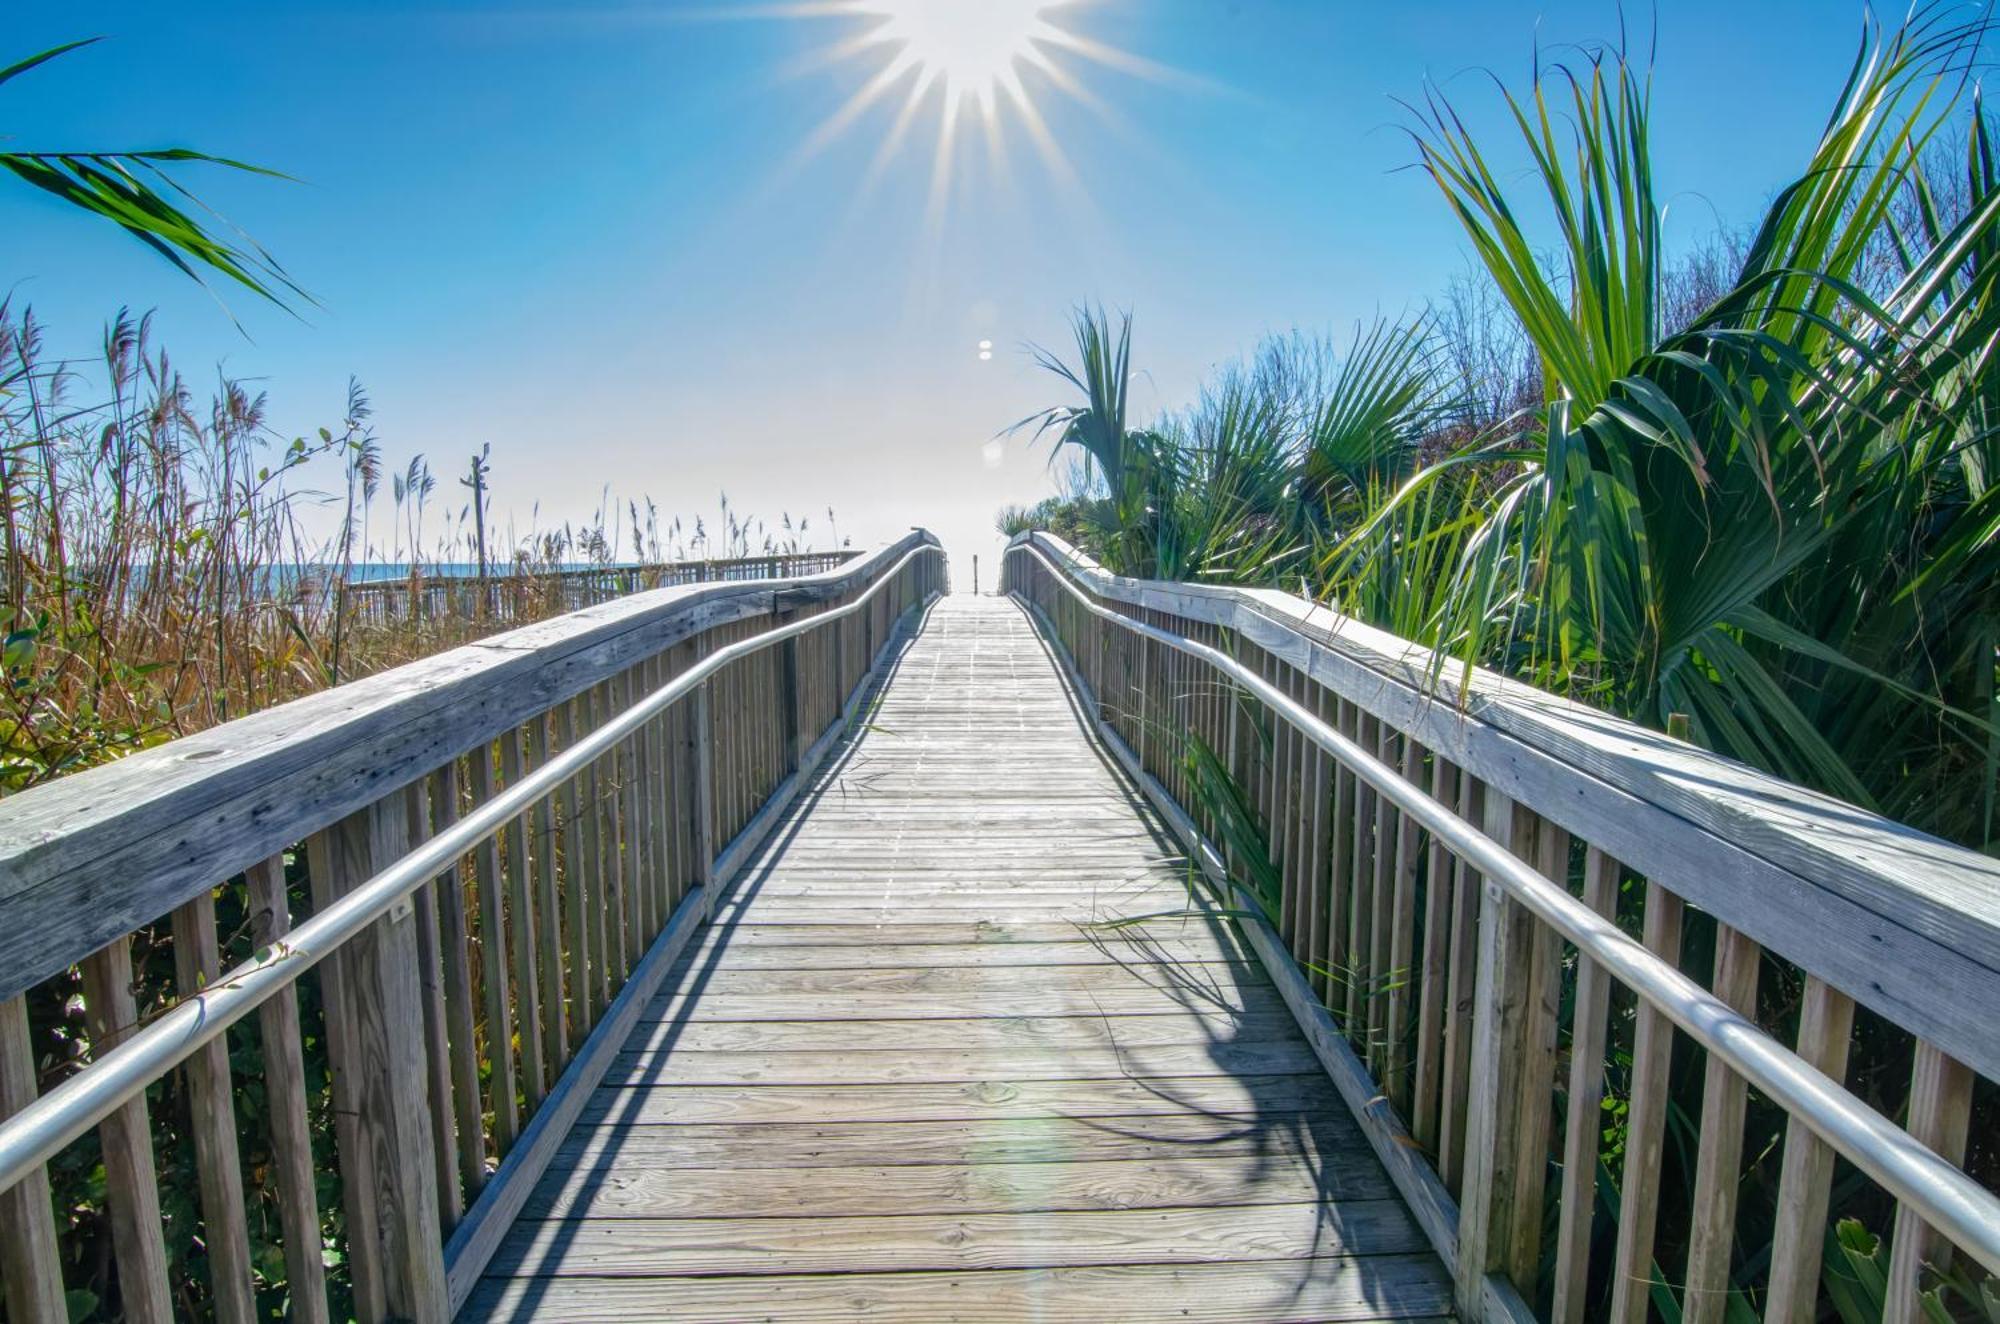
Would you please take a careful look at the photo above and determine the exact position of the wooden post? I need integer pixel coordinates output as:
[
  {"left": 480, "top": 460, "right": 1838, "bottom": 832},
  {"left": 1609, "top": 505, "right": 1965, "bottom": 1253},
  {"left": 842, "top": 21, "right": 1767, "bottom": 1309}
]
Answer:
[
  {"left": 79, "top": 938, "right": 173, "bottom": 1324},
  {"left": 781, "top": 634, "right": 804, "bottom": 774},
  {"left": 321, "top": 801, "right": 449, "bottom": 1323},
  {"left": 0, "top": 995, "right": 66, "bottom": 1324},
  {"left": 692, "top": 679, "right": 717, "bottom": 917},
  {"left": 245, "top": 856, "right": 331, "bottom": 1324},
  {"left": 1456, "top": 790, "right": 1536, "bottom": 1315}
]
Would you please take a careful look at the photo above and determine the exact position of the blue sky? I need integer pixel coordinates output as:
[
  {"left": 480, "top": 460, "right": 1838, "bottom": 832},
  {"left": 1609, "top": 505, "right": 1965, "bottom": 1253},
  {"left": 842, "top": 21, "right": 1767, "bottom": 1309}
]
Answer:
[{"left": 6, "top": 0, "right": 1864, "bottom": 583}]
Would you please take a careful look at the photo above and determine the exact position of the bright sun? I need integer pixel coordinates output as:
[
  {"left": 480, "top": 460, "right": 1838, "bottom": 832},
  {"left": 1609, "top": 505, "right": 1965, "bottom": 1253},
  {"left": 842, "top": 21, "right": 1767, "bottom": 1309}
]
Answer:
[
  {"left": 786, "top": 0, "right": 1169, "bottom": 223},
  {"left": 854, "top": 0, "right": 1060, "bottom": 110}
]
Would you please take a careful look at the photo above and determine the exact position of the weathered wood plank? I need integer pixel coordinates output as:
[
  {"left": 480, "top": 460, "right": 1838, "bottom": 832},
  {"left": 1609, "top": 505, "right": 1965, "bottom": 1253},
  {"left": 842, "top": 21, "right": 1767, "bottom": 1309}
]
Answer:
[
  {"left": 490, "top": 1201, "right": 1428, "bottom": 1276},
  {"left": 465, "top": 1257, "right": 1454, "bottom": 1323}
]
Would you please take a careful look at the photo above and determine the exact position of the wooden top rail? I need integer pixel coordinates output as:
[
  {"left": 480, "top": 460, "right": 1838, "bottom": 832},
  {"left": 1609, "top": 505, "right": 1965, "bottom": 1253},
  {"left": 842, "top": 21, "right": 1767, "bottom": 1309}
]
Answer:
[
  {"left": 1007, "top": 531, "right": 2000, "bottom": 1083},
  {"left": 339, "top": 550, "right": 861, "bottom": 603},
  {"left": 0, "top": 533, "right": 934, "bottom": 1003}
]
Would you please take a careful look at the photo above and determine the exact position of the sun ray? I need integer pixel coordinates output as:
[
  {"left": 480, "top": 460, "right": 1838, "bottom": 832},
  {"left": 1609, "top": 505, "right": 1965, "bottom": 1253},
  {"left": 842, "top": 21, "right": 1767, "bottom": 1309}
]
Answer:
[{"left": 774, "top": 1, "right": 1189, "bottom": 237}]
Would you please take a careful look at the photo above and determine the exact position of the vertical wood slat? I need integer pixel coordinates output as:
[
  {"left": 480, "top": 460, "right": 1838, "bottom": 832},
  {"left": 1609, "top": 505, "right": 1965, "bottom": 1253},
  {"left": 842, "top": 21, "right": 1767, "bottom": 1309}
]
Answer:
[
  {"left": 1366, "top": 719, "right": 1397, "bottom": 1075},
  {"left": 1345, "top": 710, "right": 1376, "bottom": 1034},
  {"left": 1436, "top": 770, "right": 1482, "bottom": 1192},
  {"left": 590, "top": 682, "right": 622, "bottom": 1005},
  {"left": 428, "top": 763, "right": 486, "bottom": 1200},
  {"left": 1881, "top": 1043, "right": 1973, "bottom": 1324},
  {"left": 306, "top": 828, "right": 387, "bottom": 1320},
  {"left": 322, "top": 799, "right": 450, "bottom": 1323},
  {"left": 692, "top": 677, "right": 718, "bottom": 909},
  {"left": 78, "top": 937, "right": 173, "bottom": 1324},
  {"left": 244, "top": 855, "right": 331, "bottom": 1324},
  {"left": 559, "top": 696, "right": 596, "bottom": 1035},
  {"left": 1763, "top": 976, "right": 1857, "bottom": 1324},
  {"left": 530, "top": 713, "right": 568, "bottom": 1074},
  {"left": 169, "top": 888, "right": 258, "bottom": 1324},
  {"left": 1410, "top": 756, "right": 1458, "bottom": 1153},
  {"left": 1683, "top": 922, "right": 1763, "bottom": 1324},
  {"left": 620, "top": 667, "right": 650, "bottom": 959},
  {"left": 1551, "top": 846, "right": 1621, "bottom": 1324},
  {"left": 501, "top": 726, "right": 547, "bottom": 1107},
  {"left": 467, "top": 744, "right": 521, "bottom": 1153},
  {"left": 1456, "top": 789, "right": 1536, "bottom": 1312},
  {"left": 1385, "top": 735, "right": 1424, "bottom": 1110},
  {"left": 1609, "top": 876, "right": 1686, "bottom": 1322},
  {"left": 1304, "top": 680, "right": 1334, "bottom": 1001},
  {"left": 1325, "top": 698, "right": 1358, "bottom": 1019},
  {"left": 404, "top": 783, "right": 463, "bottom": 1230},
  {"left": 0, "top": 994, "right": 67, "bottom": 1324},
  {"left": 1506, "top": 813, "right": 1568, "bottom": 1290}
]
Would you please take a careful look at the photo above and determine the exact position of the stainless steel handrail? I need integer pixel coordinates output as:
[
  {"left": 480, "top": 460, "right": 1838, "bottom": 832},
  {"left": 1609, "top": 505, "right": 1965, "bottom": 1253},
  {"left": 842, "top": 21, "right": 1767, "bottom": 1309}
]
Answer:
[
  {"left": 1010, "top": 535, "right": 2000, "bottom": 1277},
  {"left": 0, "top": 541, "right": 941, "bottom": 1193}
]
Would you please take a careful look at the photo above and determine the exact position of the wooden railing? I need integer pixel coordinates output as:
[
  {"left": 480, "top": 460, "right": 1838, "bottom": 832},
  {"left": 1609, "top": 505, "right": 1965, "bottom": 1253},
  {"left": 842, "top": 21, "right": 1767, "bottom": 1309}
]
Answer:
[
  {"left": 0, "top": 532, "right": 944, "bottom": 1323},
  {"left": 340, "top": 550, "right": 862, "bottom": 627},
  {"left": 1004, "top": 531, "right": 2000, "bottom": 1324}
]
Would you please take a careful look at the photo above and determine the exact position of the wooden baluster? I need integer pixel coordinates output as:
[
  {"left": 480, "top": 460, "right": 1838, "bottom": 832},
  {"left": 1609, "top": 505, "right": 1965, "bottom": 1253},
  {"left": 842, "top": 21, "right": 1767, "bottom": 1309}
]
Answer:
[
  {"left": 1551, "top": 847, "right": 1621, "bottom": 1324},
  {"left": 404, "top": 782, "right": 463, "bottom": 1229},
  {"left": 170, "top": 887, "right": 258, "bottom": 1323},
  {"left": 693, "top": 677, "right": 718, "bottom": 914},
  {"left": 320, "top": 800, "right": 449, "bottom": 1322},
  {"left": 306, "top": 829, "right": 386, "bottom": 1319},
  {"left": 1609, "top": 876, "right": 1685, "bottom": 1322},
  {"left": 559, "top": 695, "right": 598, "bottom": 1032},
  {"left": 1325, "top": 698, "right": 1358, "bottom": 1018},
  {"left": 1285, "top": 667, "right": 1313, "bottom": 966},
  {"left": 1764, "top": 976, "right": 1857, "bottom": 1322},
  {"left": 468, "top": 743, "right": 520, "bottom": 1152},
  {"left": 502, "top": 726, "right": 547, "bottom": 1105},
  {"left": 429, "top": 763, "right": 486, "bottom": 1199},
  {"left": 624, "top": 665, "right": 655, "bottom": 948},
  {"left": 244, "top": 855, "right": 330, "bottom": 1324},
  {"left": 1304, "top": 680, "right": 1334, "bottom": 1000},
  {"left": 1439, "top": 769, "right": 1483, "bottom": 1191},
  {"left": 1882, "top": 1042, "right": 1974, "bottom": 1324},
  {"left": 1411, "top": 756, "right": 1458, "bottom": 1155},
  {"left": 1366, "top": 720, "right": 1398, "bottom": 1076},
  {"left": 1385, "top": 735, "right": 1425, "bottom": 1112},
  {"left": 1455, "top": 789, "right": 1538, "bottom": 1311},
  {"left": 1507, "top": 812, "right": 1569, "bottom": 1288},
  {"left": 589, "top": 684, "right": 621, "bottom": 998},
  {"left": 535, "top": 709, "right": 572, "bottom": 1068},
  {"left": 79, "top": 937, "right": 173, "bottom": 1324},
  {"left": 1683, "top": 923, "right": 1763, "bottom": 1324},
  {"left": 0, "top": 994, "right": 67, "bottom": 1324},
  {"left": 1343, "top": 707, "right": 1374, "bottom": 1033}
]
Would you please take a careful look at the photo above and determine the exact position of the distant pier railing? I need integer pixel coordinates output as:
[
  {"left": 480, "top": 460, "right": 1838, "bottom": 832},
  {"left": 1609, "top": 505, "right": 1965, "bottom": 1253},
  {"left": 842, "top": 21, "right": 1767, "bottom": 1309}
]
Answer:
[
  {"left": 339, "top": 550, "right": 862, "bottom": 627},
  {"left": 1004, "top": 529, "right": 2000, "bottom": 1324},
  {"left": 0, "top": 533, "right": 943, "bottom": 1323}
]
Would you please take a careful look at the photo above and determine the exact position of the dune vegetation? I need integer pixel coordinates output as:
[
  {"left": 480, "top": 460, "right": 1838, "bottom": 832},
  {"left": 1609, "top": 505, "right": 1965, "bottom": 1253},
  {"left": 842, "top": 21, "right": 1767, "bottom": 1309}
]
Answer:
[{"left": 1009, "top": 10, "right": 1999, "bottom": 857}]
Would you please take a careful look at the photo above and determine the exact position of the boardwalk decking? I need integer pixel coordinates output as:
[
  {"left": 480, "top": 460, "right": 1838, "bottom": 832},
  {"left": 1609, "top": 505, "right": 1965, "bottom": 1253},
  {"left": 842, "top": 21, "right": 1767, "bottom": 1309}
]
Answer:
[{"left": 466, "top": 596, "right": 1453, "bottom": 1322}]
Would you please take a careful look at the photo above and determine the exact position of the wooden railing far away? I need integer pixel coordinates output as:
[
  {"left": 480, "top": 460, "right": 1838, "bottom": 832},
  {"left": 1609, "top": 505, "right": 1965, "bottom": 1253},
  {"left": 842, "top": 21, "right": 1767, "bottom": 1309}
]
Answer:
[
  {"left": 1003, "top": 531, "right": 2000, "bottom": 1324},
  {"left": 339, "top": 550, "right": 863, "bottom": 627},
  {"left": 0, "top": 532, "right": 944, "bottom": 1323}
]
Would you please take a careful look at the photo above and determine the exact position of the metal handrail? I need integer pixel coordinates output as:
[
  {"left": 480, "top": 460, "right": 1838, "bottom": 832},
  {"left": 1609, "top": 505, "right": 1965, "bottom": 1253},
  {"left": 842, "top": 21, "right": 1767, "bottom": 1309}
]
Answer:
[
  {"left": 0, "top": 541, "right": 941, "bottom": 1194},
  {"left": 1009, "top": 536, "right": 2000, "bottom": 1277}
]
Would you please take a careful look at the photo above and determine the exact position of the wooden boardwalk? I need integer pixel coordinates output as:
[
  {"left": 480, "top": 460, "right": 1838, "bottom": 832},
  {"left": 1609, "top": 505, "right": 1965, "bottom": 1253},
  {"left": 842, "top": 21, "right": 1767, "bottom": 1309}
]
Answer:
[{"left": 466, "top": 596, "right": 1453, "bottom": 1322}]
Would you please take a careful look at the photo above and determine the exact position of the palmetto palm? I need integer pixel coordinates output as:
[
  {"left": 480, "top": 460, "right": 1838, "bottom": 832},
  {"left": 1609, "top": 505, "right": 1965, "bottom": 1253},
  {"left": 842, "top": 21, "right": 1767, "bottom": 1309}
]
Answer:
[{"left": 1376, "top": 7, "right": 2000, "bottom": 842}]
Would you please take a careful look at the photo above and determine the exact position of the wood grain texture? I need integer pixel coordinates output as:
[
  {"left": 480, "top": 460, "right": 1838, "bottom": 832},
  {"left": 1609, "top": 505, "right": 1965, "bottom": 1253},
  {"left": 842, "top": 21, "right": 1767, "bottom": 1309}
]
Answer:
[
  {"left": 1009, "top": 532, "right": 2000, "bottom": 1081},
  {"left": 0, "top": 534, "right": 940, "bottom": 1003},
  {"left": 475, "top": 598, "right": 1446, "bottom": 1321}
]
